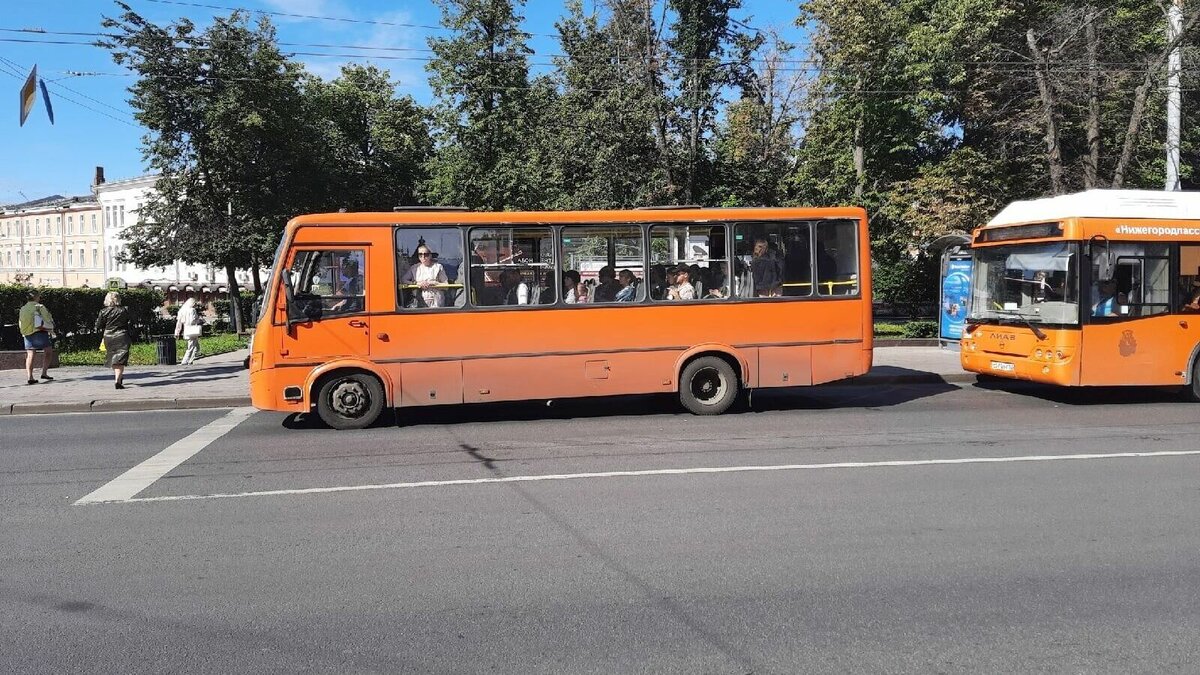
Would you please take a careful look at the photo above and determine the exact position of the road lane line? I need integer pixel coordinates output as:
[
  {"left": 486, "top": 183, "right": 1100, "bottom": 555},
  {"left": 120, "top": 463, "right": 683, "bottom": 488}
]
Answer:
[
  {"left": 91, "top": 448, "right": 1200, "bottom": 505},
  {"left": 75, "top": 407, "right": 256, "bottom": 505}
]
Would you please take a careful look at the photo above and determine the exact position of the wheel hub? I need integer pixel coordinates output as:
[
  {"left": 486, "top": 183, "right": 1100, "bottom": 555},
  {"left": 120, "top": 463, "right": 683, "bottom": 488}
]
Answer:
[{"left": 330, "top": 379, "right": 369, "bottom": 417}]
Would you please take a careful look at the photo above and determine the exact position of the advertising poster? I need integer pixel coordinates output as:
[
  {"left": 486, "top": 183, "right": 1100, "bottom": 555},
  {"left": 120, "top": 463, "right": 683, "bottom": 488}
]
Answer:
[{"left": 940, "top": 258, "right": 973, "bottom": 340}]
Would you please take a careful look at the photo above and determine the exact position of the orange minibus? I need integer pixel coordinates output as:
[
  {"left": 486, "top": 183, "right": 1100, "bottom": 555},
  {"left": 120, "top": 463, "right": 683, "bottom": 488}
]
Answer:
[
  {"left": 962, "top": 189, "right": 1200, "bottom": 398},
  {"left": 249, "top": 207, "right": 873, "bottom": 428}
]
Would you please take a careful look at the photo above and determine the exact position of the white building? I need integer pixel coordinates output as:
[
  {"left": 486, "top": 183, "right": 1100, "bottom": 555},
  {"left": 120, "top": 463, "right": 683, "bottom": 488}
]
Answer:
[
  {"left": 0, "top": 194, "right": 104, "bottom": 288},
  {"left": 92, "top": 168, "right": 258, "bottom": 299}
]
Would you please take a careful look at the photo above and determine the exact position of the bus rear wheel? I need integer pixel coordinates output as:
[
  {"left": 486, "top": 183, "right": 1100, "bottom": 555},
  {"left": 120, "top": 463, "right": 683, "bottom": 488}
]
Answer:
[
  {"left": 315, "top": 372, "right": 384, "bottom": 430},
  {"left": 679, "top": 356, "right": 739, "bottom": 415},
  {"left": 1186, "top": 359, "right": 1200, "bottom": 402}
]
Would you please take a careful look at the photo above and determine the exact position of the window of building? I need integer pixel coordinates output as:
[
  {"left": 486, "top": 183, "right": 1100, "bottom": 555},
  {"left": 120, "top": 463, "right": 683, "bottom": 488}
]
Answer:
[
  {"left": 56, "top": 216, "right": 61, "bottom": 234},
  {"left": 93, "top": 248, "right": 99, "bottom": 268},
  {"left": 35, "top": 250, "right": 41, "bottom": 266},
  {"left": 68, "top": 250, "right": 74, "bottom": 266},
  {"left": 91, "top": 214, "right": 97, "bottom": 232},
  {"left": 395, "top": 228, "right": 466, "bottom": 309},
  {"left": 56, "top": 249, "right": 61, "bottom": 266},
  {"left": 468, "top": 227, "right": 556, "bottom": 306},
  {"left": 561, "top": 225, "right": 645, "bottom": 304},
  {"left": 119, "top": 205, "right": 125, "bottom": 226},
  {"left": 67, "top": 216, "right": 73, "bottom": 234},
  {"left": 649, "top": 224, "right": 729, "bottom": 301},
  {"left": 35, "top": 218, "right": 40, "bottom": 236},
  {"left": 288, "top": 249, "right": 367, "bottom": 318}
]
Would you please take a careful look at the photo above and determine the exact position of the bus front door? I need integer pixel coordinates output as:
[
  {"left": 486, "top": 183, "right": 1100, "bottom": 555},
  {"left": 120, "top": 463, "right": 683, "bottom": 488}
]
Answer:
[{"left": 278, "top": 248, "right": 371, "bottom": 362}]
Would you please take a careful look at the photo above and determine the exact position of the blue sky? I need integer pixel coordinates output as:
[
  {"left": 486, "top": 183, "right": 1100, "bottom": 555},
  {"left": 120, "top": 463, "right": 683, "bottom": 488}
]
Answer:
[{"left": 0, "top": 0, "right": 805, "bottom": 205}]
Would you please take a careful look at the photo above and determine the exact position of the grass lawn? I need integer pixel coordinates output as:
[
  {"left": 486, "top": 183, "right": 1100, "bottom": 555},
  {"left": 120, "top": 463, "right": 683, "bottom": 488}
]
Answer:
[{"left": 57, "top": 333, "right": 249, "bottom": 366}]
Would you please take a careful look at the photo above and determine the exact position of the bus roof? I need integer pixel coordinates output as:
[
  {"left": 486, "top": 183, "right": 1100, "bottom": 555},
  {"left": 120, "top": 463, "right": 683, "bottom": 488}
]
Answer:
[
  {"left": 287, "top": 206, "right": 866, "bottom": 227},
  {"left": 986, "top": 189, "right": 1200, "bottom": 227}
]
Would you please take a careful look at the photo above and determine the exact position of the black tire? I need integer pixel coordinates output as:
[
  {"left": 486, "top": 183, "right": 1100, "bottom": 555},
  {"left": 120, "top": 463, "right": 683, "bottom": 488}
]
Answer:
[
  {"left": 1185, "top": 357, "right": 1200, "bottom": 402},
  {"left": 315, "top": 372, "right": 385, "bottom": 430},
  {"left": 678, "top": 356, "right": 740, "bottom": 415}
]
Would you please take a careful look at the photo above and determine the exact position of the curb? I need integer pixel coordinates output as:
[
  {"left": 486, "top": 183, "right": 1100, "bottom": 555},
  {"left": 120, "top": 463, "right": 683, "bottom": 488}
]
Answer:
[{"left": 3, "top": 396, "right": 253, "bottom": 415}]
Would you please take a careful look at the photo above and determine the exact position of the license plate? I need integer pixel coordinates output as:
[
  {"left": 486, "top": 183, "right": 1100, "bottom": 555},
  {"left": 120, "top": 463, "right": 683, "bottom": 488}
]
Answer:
[{"left": 990, "top": 360, "right": 1015, "bottom": 372}]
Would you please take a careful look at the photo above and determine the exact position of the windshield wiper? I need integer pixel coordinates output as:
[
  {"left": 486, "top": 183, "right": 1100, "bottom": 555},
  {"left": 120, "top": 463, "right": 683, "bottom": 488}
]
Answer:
[{"left": 989, "top": 309, "right": 1048, "bottom": 341}]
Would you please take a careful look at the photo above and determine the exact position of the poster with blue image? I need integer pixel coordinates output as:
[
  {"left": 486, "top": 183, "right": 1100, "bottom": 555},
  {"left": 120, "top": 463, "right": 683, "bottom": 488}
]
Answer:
[{"left": 940, "top": 258, "right": 973, "bottom": 340}]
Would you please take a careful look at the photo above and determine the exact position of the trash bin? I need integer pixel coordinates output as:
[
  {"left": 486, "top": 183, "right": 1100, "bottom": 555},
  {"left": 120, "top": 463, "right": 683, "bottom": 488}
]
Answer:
[
  {"left": 1, "top": 324, "right": 21, "bottom": 350},
  {"left": 155, "top": 335, "right": 178, "bottom": 365}
]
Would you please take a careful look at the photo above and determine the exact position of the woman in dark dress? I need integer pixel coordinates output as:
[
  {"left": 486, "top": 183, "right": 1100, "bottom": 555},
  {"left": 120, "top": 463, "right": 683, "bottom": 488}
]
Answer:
[{"left": 95, "top": 291, "right": 132, "bottom": 389}]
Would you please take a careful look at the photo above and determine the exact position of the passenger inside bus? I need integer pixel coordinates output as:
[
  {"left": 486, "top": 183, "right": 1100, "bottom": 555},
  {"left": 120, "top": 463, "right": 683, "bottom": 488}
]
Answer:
[
  {"left": 500, "top": 269, "right": 529, "bottom": 305},
  {"left": 594, "top": 266, "right": 621, "bottom": 303},
  {"left": 667, "top": 265, "right": 696, "bottom": 300},
  {"left": 616, "top": 269, "right": 639, "bottom": 301},
  {"left": 400, "top": 245, "right": 448, "bottom": 308},
  {"left": 751, "top": 238, "right": 784, "bottom": 297},
  {"left": 563, "top": 270, "right": 584, "bottom": 304},
  {"left": 1092, "top": 278, "right": 1119, "bottom": 317}
]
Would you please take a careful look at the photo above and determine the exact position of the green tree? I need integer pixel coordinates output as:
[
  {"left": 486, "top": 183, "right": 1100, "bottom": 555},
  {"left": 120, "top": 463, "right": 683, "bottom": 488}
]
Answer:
[
  {"left": 423, "top": 0, "right": 541, "bottom": 210},
  {"left": 309, "top": 65, "right": 433, "bottom": 211},
  {"left": 101, "top": 4, "right": 314, "bottom": 327}
]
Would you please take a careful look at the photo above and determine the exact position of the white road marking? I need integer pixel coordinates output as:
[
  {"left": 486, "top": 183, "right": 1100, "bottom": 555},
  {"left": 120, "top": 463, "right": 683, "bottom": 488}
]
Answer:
[
  {"left": 86, "top": 448, "right": 1200, "bottom": 505},
  {"left": 75, "top": 407, "right": 256, "bottom": 505}
]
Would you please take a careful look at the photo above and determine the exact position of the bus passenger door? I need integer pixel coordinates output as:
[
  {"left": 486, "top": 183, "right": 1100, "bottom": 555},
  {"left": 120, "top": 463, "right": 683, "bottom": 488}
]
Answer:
[
  {"left": 1080, "top": 249, "right": 1175, "bottom": 385},
  {"left": 278, "top": 248, "right": 371, "bottom": 361}
]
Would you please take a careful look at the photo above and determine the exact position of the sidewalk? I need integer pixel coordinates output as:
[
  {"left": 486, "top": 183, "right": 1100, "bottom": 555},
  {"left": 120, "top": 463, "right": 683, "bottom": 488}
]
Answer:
[
  {"left": 0, "top": 345, "right": 971, "bottom": 416},
  {"left": 0, "top": 349, "right": 251, "bottom": 415}
]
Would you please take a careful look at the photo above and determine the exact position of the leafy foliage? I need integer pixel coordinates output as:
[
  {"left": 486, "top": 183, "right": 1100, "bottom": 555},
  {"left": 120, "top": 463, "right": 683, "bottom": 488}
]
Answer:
[{"left": 1, "top": 285, "right": 163, "bottom": 340}]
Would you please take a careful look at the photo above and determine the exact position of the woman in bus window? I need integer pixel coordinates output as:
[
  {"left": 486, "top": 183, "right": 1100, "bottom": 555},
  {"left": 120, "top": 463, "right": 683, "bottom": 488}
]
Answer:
[{"left": 401, "top": 245, "right": 448, "bottom": 308}]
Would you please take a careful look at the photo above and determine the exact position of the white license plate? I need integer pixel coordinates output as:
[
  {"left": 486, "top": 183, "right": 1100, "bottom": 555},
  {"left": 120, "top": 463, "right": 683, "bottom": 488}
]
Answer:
[{"left": 990, "top": 360, "right": 1015, "bottom": 372}]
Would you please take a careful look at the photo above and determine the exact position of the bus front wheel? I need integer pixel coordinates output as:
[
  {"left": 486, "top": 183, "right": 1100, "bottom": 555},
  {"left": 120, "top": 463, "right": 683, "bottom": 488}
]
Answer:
[
  {"left": 679, "top": 356, "right": 739, "bottom": 415},
  {"left": 315, "top": 372, "right": 385, "bottom": 430}
]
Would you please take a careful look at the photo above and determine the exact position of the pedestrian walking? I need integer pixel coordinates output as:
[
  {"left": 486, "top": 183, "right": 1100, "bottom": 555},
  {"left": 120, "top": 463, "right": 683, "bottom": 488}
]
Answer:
[
  {"left": 174, "top": 296, "right": 203, "bottom": 365},
  {"left": 95, "top": 291, "right": 132, "bottom": 389},
  {"left": 18, "top": 289, "right": 56, "bottom": 385}
]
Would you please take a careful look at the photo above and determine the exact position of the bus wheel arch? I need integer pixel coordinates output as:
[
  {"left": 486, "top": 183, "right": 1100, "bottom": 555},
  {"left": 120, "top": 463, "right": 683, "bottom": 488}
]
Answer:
[
  {"left": 1185, "top": 343, "right": 1200, "bottom": 401},
  {"left": 676, "top": 350, "right": 743, "bottom": 415},
  {"left": 307, "top": 365, "right": 391, "bottom": 430}
]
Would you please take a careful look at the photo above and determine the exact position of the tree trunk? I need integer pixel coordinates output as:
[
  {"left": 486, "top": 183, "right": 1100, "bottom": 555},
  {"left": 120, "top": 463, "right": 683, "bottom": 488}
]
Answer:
[
  {"left": 1113, "top": 5, "right": 1200, "bottom": 188},
  {"left": 853, "top": 72, "right": 866, "bottom": 201},
  {"left": 1085, "top": 7, "right": 1101, "bottom": 189},
  {"left": 225, "top": 263, "right": 243, "bottom": 335},
  {"left": 251, "top": 254, "right": 262, "bottom": 296},
  {"left": 1027, "top": 29, "right": 1064, "bottom": 194}
]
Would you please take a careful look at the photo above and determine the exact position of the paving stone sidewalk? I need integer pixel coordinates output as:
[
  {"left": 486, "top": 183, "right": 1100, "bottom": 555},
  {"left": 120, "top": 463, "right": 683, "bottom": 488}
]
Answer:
[
  {"left": 0, "top": 349, "right": 250, "bottom": 415},
  {"left": 0, "top": 345, "right": 969, "bottom": 416}
]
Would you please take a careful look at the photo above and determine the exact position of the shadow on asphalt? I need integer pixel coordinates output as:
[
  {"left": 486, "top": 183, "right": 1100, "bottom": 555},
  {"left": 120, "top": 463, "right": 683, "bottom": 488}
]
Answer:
[
  {"left": 971, "top": 376, "right": 1191, "bottom": 406},
  {"left": 280, "top": 380, "right": 961, "bottom": 430}
]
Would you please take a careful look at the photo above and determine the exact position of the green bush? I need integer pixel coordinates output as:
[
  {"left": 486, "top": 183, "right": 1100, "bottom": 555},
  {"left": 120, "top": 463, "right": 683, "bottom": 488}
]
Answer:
[
  {"left": 873, "top": 322, "right": 906, "bottom": 337},
  {"left": 212, "top": 291, "right": 257, "bottom": 332},
  {"left": 901, "top": 320, "right": 938, "bottom": 338},
  {"left": 1, "top": 285, "right": 164, "bottom": 341}
]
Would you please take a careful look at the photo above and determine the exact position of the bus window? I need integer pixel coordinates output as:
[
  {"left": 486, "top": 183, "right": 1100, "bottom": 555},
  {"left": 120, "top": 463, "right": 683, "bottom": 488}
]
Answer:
[
  {"left": 289, "top": 249, "right": 366, "bottom": 318},
  {"left": 733, "top": 221, "right": 812, "bottom": 298},
  {"left": 469, "top": 227, "right": 556, "bottom": 306},
  {"left": 815, "top": 220, "right": 860, "bottom": 296},
  {"left": 650, "top": 224, "right": 729, "bottom": 301},
  {"left": 1089, "top": 243, "right": 1169, "bottom": 319},
  {"left": 561, "top": 224, "right": 645, "bottom": 303},
  {"left": 396, "top": 228, "right": 465, "bottom": 309}
]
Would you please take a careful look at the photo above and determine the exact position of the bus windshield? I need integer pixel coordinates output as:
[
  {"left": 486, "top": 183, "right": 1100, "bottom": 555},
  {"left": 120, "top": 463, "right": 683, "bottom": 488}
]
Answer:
[{"left": 970, "top": 241, "right": 1079, "bottom": 325}]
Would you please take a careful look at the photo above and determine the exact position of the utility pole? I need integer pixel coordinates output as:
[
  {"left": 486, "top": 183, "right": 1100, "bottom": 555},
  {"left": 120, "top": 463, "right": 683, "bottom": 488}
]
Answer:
[{"left": 1166, "top": 0, "right": 1184, "bottom": 191}]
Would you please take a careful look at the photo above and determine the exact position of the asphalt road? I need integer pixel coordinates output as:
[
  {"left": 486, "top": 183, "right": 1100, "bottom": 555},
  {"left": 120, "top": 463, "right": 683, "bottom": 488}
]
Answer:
[{"left": 3, "top": 381, "right": 1199, "bottom": 673}]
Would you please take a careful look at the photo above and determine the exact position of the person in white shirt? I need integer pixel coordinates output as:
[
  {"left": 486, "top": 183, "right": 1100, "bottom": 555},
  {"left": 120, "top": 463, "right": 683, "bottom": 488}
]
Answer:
[
  {"left": 400, "top": 246, "right": 448, "bottom": 308},
  {"left": 668, "top": 265, "right": 696, "bottom": 300}
]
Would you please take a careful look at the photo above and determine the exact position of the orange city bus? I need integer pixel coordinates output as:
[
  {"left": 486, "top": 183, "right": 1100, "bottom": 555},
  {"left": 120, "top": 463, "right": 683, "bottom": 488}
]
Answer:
[
  {"left": 962, "top": 189, "right": 1200, "bottom": 398},
  {"left": 249, "top": 207, "right": 873, "bottom": 429}
]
